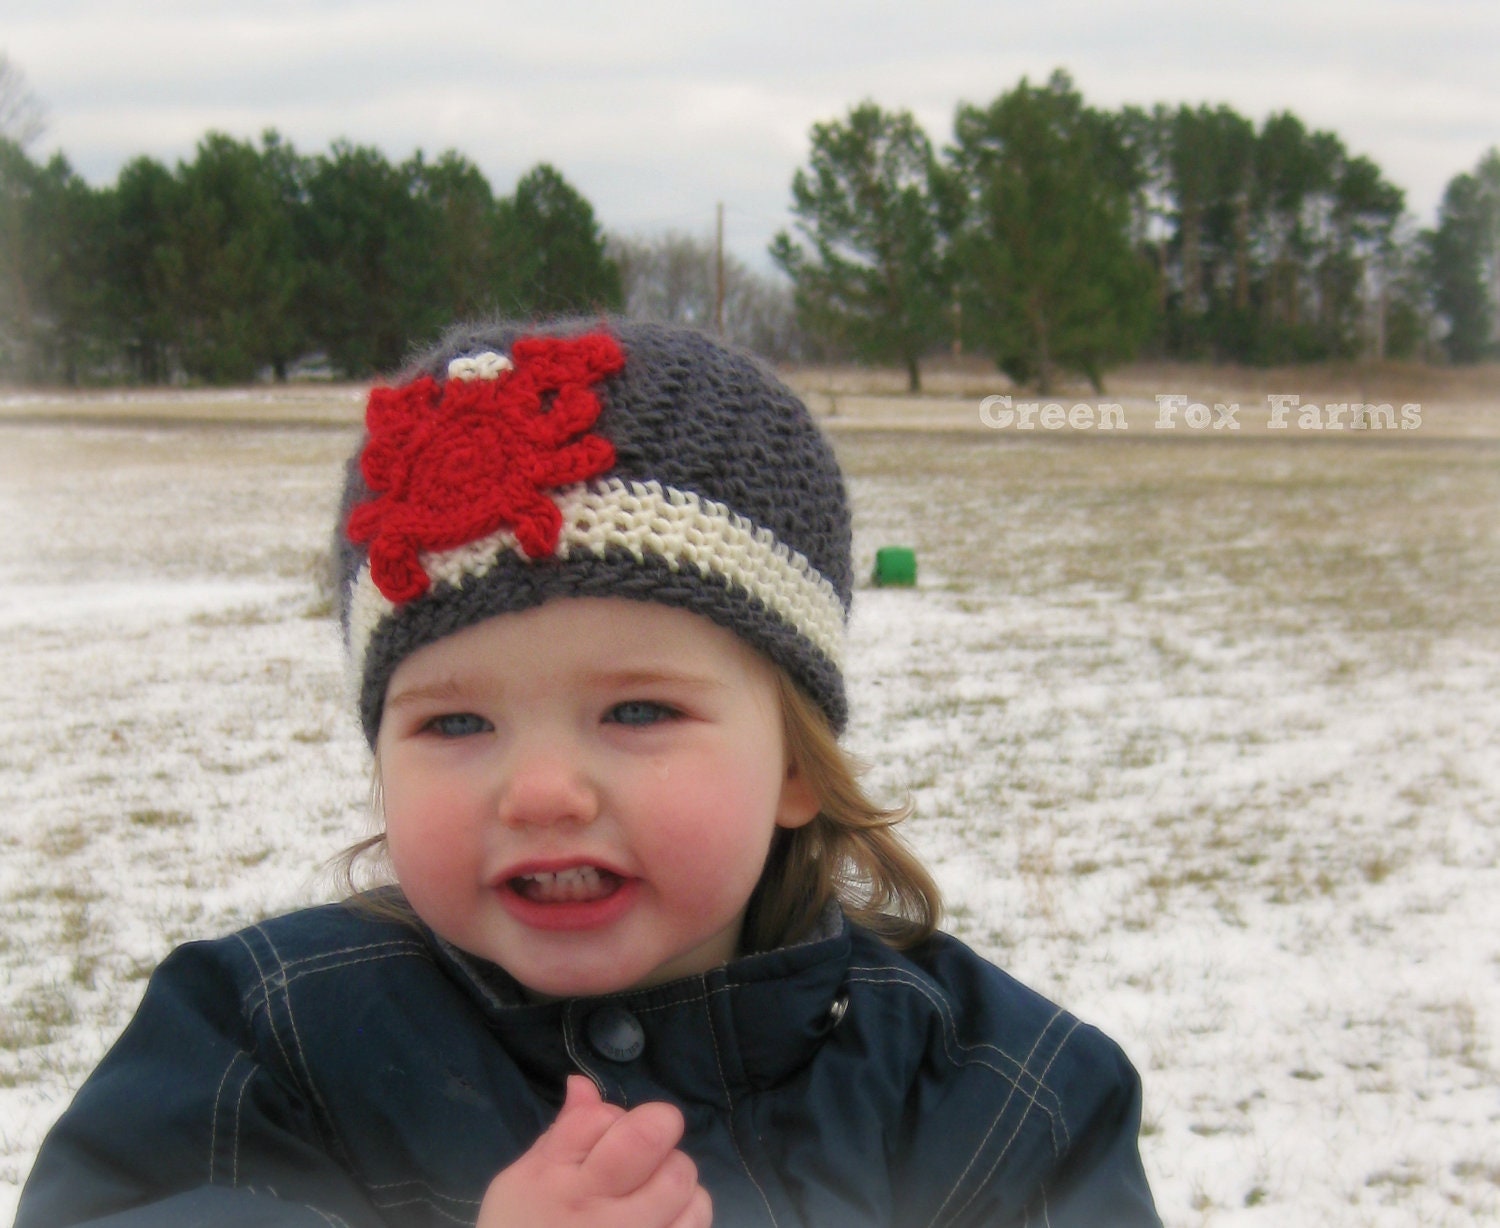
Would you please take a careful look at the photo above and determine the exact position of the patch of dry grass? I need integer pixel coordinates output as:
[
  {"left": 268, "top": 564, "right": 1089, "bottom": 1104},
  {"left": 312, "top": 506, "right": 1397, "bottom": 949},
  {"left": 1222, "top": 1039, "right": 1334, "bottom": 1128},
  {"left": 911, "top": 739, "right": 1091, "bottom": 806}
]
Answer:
[{"left": 833, "top": 431, "right": 1500, "bottom": 644}]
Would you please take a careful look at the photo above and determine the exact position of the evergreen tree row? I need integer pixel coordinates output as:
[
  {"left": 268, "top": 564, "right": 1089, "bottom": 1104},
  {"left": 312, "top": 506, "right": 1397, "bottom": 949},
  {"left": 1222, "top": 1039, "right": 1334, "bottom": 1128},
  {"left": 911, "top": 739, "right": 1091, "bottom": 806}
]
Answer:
[
  {"left": 2, "top": 68, "right": 1496, "bottom": 388},
  {"left": 774, "top": 70, "right": 1500, "bottom": 391},
  {"left": 0, "top": 131, "right": 621, "bottom": 384}
]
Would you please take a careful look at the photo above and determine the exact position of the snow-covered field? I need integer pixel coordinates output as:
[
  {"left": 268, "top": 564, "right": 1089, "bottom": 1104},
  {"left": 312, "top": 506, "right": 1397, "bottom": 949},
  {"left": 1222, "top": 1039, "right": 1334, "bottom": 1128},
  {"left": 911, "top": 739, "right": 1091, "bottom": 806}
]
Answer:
[{"left": 2, "top": 407, "right": 1497, "bottom": 1225}]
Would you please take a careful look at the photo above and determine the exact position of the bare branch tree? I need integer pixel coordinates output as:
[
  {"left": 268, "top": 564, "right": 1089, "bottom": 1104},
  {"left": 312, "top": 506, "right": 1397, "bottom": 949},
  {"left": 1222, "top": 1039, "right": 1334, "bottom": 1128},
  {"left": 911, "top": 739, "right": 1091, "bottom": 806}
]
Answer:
[
  {"left": 609, "top": 229, "right": 806, "bottom": 362},
  {"left": 0, "top": 52, "right": 47, "bottom": 147}
]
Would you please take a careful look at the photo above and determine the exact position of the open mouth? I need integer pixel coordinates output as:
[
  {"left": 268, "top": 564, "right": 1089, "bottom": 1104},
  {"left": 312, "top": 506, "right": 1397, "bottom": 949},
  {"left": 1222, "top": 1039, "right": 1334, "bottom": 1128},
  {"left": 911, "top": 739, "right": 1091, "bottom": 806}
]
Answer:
[{"left": 510, "top": 866, "right": 624, "bottom": 904}]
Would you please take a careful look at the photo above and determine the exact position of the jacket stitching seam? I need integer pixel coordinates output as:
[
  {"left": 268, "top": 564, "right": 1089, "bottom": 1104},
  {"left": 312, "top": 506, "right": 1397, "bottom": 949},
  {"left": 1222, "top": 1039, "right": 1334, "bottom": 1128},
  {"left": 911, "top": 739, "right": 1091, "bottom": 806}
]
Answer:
[
  {"left": 208, "top": 1049, "right": 253, "bottom": 1187},
  {"left": 983, "top": 1013, "right": 1079, "bottom": 1190},
  {"left": 843, "top": 964, "right": 1076, "bottom": 1227},
  {"left": 230, "top": 1055, "right": 254, "bottom": 1188},
  {"left": 845, "top": 967, "right": 1061, "bottom": 1103},
  {"left": 366, "top": 1177, "right": 482, "bottom": 1207},
  {"left": 208, "top": 1052, "right": 234, "bottom": 1185},
  {"left": 561, "top": 1011, "right": 614, "bottom": 1107},
  {"left": 368, "top": 1187, "right": 481, "bottom": 1223},
  {"left": 845, "top": 964, "right": 1032, "bottom": 1066},
  {"left": 238, "top": 944, "right": 434, "bottom": 1015},
  {"left": 924, "top": 1007, "right": 1060, "bottom": 1226},
  {"left": 232, "top": 932, "right": 302, "bottom": 1095},
  {"left": 251, "top": 926, "right": 361, "bottom": 1178},
  {"left": 282, "top": 941, "right": 434, "bottom": 975},
  {"left": 705, "top": 998, "right": 781, "bottom": 1228},
  {"left": 947, "top": 1013, "right": 1081, "bottom": 1226},
  {"left": 230, "top": 941, "right": 356, "bottom": 1226},
  {"left": 271, "top": 937, "right": 431, "bottom": 972},
  {"left": 615, "top": 987, "right": 710, "bottom": 1015},
  {"left": 436, "top": 945, "right": 511, "bottom": 1013}
]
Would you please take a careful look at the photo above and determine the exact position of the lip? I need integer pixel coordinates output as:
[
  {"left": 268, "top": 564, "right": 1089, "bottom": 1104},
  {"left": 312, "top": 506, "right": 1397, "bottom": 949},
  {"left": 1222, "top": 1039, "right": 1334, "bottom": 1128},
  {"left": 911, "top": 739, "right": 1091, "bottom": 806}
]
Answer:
[
  {"left": 494, "top": 856, "right": 632, "bottom": 883},
  {"left": 491, "top": 858, "right": 638, "bottom": 933}
]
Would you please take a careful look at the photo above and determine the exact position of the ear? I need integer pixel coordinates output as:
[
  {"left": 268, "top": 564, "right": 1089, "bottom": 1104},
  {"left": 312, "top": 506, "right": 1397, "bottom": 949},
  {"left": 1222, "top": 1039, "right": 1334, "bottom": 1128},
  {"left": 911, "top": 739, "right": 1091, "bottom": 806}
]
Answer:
[{"left": 775, "top": 758, "right": 820, "bottom": 829}]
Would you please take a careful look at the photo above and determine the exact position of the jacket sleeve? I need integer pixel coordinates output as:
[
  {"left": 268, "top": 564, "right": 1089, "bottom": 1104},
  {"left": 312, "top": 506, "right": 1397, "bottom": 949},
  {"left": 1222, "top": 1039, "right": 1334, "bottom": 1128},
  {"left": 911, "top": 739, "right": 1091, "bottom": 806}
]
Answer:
[
  {"left": 15, "top": 937, "right": 386, "bottom": 1228},
  {"left": 1022, "top": 1025, "right": 1161, "bottom": 1228}
]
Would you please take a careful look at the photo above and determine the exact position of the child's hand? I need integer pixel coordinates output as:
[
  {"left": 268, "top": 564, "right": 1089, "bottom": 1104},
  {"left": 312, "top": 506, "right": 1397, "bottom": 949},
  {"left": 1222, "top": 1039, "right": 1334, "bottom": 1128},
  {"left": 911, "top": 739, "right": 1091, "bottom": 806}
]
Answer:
[{"left": 477, "top": 1074, "right": 712, "bottom": 1228}]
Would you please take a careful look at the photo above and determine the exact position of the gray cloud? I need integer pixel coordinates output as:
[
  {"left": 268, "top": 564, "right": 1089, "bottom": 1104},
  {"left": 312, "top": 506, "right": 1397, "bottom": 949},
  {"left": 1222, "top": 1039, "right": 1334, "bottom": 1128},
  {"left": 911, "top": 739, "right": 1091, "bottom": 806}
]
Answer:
[{"left": 7, "top": 1, "right": 1497, "bottom": 271}]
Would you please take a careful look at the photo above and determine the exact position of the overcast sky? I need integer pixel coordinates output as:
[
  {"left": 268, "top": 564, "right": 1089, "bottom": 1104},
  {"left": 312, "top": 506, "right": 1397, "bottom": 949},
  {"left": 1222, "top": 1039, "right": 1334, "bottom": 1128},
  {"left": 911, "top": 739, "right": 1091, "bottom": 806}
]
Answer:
[{"left": 6, "top": 1, "right": 1497, "bottom": 272}]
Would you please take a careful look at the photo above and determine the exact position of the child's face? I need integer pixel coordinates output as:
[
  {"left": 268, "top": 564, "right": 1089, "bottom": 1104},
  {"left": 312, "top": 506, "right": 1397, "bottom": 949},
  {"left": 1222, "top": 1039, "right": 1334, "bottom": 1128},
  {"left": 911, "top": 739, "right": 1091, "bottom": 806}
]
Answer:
[{"left": 375, "top": 597, "right": 819, "bottom": 998}]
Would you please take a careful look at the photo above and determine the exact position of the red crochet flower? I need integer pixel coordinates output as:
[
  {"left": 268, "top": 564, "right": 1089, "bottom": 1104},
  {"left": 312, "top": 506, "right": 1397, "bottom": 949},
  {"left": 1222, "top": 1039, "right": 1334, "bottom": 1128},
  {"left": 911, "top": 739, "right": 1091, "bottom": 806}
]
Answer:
[{"left": 347, "top": 332, "right": 626, "bottom": 604}]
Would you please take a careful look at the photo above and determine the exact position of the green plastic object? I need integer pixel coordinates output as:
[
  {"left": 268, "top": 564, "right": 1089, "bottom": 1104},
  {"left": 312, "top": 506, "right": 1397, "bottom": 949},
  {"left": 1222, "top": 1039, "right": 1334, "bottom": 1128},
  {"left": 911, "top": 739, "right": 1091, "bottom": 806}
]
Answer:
[{"left": 873, "top": 546, "right": 917, "bottom": 587}]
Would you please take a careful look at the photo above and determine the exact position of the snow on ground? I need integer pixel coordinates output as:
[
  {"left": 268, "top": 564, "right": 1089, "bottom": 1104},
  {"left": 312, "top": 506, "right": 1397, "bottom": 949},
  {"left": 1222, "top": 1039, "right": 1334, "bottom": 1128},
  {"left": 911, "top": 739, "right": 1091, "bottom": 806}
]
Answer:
[{"left": 1, "top": 416, "right": 1497, "bottom": 1226}]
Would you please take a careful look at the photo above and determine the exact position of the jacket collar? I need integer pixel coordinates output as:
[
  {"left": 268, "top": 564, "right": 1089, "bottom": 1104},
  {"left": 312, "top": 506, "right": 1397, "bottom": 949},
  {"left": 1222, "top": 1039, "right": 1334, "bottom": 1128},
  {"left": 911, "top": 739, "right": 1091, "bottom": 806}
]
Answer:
[{"left": 424, "top": 905, "right": 853, "bottom": 1094}]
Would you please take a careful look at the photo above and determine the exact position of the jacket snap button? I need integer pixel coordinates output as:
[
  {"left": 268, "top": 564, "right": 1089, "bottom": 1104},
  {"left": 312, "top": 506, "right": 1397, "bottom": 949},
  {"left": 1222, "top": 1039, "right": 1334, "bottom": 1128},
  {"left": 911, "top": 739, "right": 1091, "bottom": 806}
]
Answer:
[{"left": 586, "top": 1005, "right": 646, "bottom": 1062}]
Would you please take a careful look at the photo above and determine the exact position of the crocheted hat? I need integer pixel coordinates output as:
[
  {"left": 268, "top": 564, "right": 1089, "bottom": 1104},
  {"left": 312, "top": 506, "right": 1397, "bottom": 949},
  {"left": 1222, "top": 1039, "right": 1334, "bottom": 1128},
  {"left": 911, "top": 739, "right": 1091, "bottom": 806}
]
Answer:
[{"left": 335, "top": 318, "right": 853, "bottom": 746}]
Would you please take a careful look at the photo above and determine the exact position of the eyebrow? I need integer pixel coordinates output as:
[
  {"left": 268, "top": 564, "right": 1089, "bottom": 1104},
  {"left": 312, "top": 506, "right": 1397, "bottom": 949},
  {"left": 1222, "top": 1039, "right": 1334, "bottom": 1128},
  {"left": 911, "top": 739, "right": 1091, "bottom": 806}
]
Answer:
[
  {"left": 383, "top": 666, "right": 728, "bottom": 710},
  {"left": 384, "top": 677, "right": 470, "bottom": 710},
  {"left": 580, "top": 667, "right": 728, "bottom": 693}
]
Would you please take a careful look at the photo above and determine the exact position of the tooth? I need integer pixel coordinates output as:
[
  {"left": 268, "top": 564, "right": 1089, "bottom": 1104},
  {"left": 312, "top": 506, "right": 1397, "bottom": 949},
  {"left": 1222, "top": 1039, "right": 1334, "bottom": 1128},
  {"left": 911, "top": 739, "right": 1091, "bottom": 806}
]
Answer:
[{"left": 513, "top": 866, "right": 612, "bottom": 901}]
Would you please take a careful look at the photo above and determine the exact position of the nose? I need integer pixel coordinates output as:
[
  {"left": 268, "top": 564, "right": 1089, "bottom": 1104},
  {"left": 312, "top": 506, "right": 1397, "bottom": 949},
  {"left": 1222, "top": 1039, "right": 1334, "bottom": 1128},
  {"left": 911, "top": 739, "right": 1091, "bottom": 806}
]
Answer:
[{"left": 494, "top": 737, "right": 599, "bottom": 830}]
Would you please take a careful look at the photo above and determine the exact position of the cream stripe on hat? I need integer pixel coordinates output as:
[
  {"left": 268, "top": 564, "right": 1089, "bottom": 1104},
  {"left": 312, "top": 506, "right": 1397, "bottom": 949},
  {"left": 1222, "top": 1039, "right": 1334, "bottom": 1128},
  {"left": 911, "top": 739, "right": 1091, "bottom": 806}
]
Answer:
[{"left": 347, "top": 477, "right": 846, "bottom": 697}]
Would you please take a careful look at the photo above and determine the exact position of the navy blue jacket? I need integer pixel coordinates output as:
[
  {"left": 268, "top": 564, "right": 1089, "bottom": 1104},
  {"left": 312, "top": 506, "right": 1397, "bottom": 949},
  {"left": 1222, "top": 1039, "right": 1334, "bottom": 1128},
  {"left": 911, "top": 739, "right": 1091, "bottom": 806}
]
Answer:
[{"left": 17, "top": 896, "right": 1159, "bottom": 1227}]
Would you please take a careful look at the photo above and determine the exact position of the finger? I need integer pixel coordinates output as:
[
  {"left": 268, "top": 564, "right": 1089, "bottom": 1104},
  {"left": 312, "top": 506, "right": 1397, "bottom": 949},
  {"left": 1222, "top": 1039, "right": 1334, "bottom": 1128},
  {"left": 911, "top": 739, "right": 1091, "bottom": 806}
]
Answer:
[
  {"left": 537, "top": 1075, "right": 626, "bottom": 1164},
  {"left": 614, "top": 1149, "right": 707, "bottom": 1227},
  {"left": 564, "top": 1073, "right": 603, "bottom": 1112},
  {"left": 665, "top": 1183, "right": 714, "bottom": 1228},
  {"left": 578, "top": 1100, "right": 687, "bottom": 1195}
]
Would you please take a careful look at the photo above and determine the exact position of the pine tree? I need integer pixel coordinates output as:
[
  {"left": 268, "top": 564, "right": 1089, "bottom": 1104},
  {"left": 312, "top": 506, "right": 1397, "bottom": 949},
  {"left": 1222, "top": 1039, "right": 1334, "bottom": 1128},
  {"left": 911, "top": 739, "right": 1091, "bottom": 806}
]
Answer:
[
  {"left": 948, "top": 71, "right": 1155, "bottom": 393},
  {"left": 771, "top": 102, "right": 946, "bottom": 391},
  {"left": 1428, "top": 149, "right": 1500, "bottom": 362}
]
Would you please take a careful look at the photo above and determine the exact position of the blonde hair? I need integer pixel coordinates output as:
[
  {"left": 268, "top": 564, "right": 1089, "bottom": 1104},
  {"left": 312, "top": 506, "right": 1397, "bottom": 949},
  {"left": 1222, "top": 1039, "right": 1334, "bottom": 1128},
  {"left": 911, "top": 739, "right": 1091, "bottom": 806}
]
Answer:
[
  {"left": 740, "top": 670, "right": 940, "bottom": 952},
  {"left": 336, "top": 669, "right": 942, "bottom": 952}
]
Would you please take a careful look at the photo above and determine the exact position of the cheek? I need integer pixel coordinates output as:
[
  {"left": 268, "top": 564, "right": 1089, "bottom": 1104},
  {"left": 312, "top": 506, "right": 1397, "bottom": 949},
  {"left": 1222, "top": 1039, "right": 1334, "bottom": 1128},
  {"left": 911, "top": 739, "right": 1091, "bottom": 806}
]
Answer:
[
  {"left": 383, "top": 814, "right": 445, "bottom": 897},
  {"left": 631, "top": 754, "right": 786, "bottom": 889},
  {"left": 381, "top": 770, "right": 482, "bottom": 882}
]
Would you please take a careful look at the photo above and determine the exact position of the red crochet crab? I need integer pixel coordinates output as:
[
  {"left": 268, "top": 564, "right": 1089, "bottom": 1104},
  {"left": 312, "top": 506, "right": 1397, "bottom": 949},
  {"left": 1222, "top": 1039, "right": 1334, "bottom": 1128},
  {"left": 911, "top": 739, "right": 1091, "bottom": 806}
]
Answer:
[{"left": 347, "top": 332, "right": 626, "bottom": 604}]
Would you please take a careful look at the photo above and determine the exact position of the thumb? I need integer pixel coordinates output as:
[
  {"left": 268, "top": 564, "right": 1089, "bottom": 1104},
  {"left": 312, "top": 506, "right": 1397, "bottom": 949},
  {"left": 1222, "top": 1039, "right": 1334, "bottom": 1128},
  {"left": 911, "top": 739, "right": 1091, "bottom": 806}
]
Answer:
[
  {"left": 563, "top": 1074, "right": 604, "bottom": 1111},
  {"left": 539, "top": 1075, "right": 622, "bottom": 1162}
]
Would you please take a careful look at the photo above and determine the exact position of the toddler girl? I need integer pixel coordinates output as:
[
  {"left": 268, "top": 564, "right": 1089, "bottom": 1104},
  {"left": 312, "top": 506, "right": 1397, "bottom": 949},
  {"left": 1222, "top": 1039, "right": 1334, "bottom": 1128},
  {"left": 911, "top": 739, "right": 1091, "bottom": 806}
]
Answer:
[{"left": 17, "top": 320, "right": 1160, "bottom": 1227}]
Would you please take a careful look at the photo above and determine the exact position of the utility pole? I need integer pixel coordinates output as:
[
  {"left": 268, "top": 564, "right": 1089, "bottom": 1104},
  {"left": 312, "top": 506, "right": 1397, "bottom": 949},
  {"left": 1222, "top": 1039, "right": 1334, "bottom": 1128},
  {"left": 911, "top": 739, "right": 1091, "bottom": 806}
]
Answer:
[{"left": 715, "top": 202, "right": 725, "bottom": 335}]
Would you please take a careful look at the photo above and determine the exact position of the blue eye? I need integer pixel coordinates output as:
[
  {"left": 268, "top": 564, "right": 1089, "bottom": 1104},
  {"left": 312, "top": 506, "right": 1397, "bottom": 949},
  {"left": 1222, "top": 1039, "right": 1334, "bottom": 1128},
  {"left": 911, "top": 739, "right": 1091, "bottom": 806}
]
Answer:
[
  {"left": 425, "top": 713, "right": 491, "bottom": 738},
  {"left": 606, "top": 701, "right": 678, "bottom": 727}
]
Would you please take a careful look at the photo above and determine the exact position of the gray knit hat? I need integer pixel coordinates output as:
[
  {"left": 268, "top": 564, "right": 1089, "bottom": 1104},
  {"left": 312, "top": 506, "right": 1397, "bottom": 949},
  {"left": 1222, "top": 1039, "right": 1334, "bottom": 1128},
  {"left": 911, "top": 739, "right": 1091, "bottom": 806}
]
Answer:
[{"left": 335, "top": 318, "right": 852, "bottom": 746}]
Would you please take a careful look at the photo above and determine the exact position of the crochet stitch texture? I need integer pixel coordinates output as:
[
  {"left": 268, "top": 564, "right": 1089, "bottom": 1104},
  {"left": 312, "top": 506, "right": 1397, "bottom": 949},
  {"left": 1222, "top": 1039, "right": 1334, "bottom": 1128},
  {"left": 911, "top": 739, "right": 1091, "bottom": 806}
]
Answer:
[
  {"left": 347, "top": 333, "right": 624, "bottom": 602},
  {"left": 336, "top": 318, "right": 853, "bottom": 744}
]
